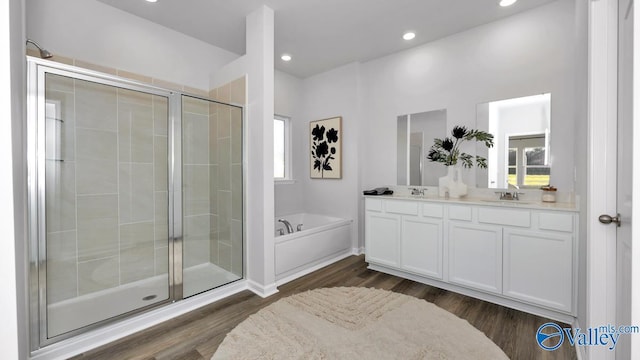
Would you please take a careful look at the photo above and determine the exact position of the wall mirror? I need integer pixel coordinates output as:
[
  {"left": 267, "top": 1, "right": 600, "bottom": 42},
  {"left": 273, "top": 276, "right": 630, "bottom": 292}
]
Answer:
[
  {"left": 397, "top": 109, "right": 447, "bottom": 186},
  {"left": 476, "top": 93, "right": 551, "bottom": 189}
]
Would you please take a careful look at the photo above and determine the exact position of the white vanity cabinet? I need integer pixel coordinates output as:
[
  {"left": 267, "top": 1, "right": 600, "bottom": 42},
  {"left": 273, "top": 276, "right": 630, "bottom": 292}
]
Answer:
[
  {"left": 364, "top": 198, "right": 401, "bottom": 267},
  {"left": 502, "top": 223, "right": 574, "bottom": 312},
  {"left": 448, "top": 221, "right": 502, "bottom": 294},
  {"left": 365, "top": 198, "right": 444, "bottom": 280},
  {"left": 365, "top": 211, "right": 401, "bottom": 267},
  {"left": 401, "top": 211, "right": 443, "bottom": 279},
  {"left": 364, "top": 196, "right": 578, "bottom": 322}
]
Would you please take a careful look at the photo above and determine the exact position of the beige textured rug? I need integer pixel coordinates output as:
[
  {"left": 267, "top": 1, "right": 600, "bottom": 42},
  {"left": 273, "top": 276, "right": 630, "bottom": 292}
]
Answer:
[{"left": 212, "top": 287, "right": 509, "bottom": 359}]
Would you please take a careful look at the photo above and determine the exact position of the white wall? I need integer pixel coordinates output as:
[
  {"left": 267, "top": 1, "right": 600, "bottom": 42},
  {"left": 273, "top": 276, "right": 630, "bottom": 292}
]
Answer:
[
  {"left": 2, "top": 0, "right": 25, "bottom": 358},
  {"left": 211, "top": 6, "right": 276, "bottom": 295},
  {"left": 26, "top": 0, "right": 238, "bottom": 90},
  {"left": 276, "top": 0, "right": 581, "bottom": 250},
  {"left": 360, "top": 0, "right": 579, "bottom": 192},
  {"left": 298, "top": 62, "right": 362, "bottom": 250},
  {"left": 274, "top": 70, "right": 304, "bottom": 216}
]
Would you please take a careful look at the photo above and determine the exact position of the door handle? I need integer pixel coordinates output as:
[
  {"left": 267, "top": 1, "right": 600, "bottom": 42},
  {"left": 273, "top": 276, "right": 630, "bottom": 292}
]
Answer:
[{"left": 599, "top": 213, "right": 621, "bottom": 227}]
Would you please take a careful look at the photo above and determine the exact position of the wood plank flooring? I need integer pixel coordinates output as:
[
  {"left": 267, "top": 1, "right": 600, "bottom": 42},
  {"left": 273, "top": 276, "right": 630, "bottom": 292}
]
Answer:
[{"left": 70, "top": 255, "right": 577, "bottom": 360}]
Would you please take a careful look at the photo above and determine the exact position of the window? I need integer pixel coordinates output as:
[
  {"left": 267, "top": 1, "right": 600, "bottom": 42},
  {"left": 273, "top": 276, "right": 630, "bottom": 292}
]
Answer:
[
  {"left": 523, "top": 147, "right": 550, "bottom": 186},
  {"left": 507, "top": 135, "right": 550, "bottom": 188},
  {"left": 274, "top": 115, "right": 291, "bottom": 180},
  {"left": 507, "top": 148, "right": 517, "bottom": 186}
]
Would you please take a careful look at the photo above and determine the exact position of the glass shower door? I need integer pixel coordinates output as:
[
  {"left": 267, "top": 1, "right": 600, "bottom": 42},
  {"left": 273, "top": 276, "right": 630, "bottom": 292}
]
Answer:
[
  {"left": 181, "top": 95, "right": 243, "bottom": 297},
  {"left": 41, "top": 71, "right": 171, "bottom": 339}
]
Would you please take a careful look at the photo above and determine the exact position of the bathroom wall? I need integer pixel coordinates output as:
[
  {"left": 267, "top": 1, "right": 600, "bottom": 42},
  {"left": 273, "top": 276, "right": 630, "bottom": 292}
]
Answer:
[
  {"left": 44, "top": 75, "right": 171, "bottom": 302},
  {"left": 2, "top": 0, "right": 26, "bottom": 356},
  {"left": 274, "top": 70, "right": 304, "bottom": 216},
  {"left": 297, "top": 62, "right": 363, "bottom": 251},
  {"left": 274, "top": 0, "right": 583, "bottom": 250},
  {"left": 210, "top": 6, "right": 276, "bottom": 293},
  {"left": 26, "top": 0, "right": 238, "bottom": 90},
  {"left": 359, "top": 0, "right": 579, "bottom": 192},
  {"left": 274, "top": 63, "right": 363, "bottom": 249}
]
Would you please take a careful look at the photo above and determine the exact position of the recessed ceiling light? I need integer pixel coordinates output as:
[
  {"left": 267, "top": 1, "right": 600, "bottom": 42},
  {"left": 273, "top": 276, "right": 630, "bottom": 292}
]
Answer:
[
  {"left": 499, "top": 0, "right": 517, "bottom": 7},
  {"left": 403, "top": 32, "right": 416, "bottom": 41},
  {"left": 281, "top": 54, "right": 292, "bottom": 62},
  {"left": 146, "top": 0, "right": 158, "bottom": 3}
]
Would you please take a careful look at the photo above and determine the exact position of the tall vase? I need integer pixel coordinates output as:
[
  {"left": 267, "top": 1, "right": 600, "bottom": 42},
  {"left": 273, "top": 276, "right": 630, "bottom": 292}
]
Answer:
[
  {"left": 449, "top": 165, "right": 468, "bottom": 198},
  {"left": 438, "top": 166, "right": 455, "bottom": 197}
]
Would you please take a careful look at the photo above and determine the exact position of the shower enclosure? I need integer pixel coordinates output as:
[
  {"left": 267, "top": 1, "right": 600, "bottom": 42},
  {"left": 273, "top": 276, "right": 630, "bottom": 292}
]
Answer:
[{"left": 27, "top": 57, "right": 244, "bottom": 349}]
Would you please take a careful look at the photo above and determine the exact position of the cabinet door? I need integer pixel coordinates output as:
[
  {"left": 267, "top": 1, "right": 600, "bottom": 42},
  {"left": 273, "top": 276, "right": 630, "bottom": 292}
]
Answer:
[
  {"left": 449, "top": 222, "right": 502, "bottom": 294},
  {"left": 365, "top": 211, "right": 401, "bottom": 267},
  {"left": 401, "top": 216, "right": 443, "bottom": 279},
  {"left": 503, "top": 229, "right": 573, "bottom": 312}
]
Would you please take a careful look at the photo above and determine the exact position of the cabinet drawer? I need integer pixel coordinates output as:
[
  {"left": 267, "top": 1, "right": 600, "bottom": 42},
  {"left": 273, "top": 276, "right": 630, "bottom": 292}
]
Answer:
[
  {"left": 478, "top": 207, "right": 530, "bottom": 227},
  {"left": 448, "top": 205, "right": 472, "bottom": 221},
  {"left": 538, "top": 212, "right": 574, "bottom": 232},
  {"left": 365, "top": 198, "right": 383, "bottom": 211},
  {"left": 385, "top": 200, "right": 419, "bottom": 215},
  {"left": 422, "top": 203, "right": 444, "bottom": 218}
]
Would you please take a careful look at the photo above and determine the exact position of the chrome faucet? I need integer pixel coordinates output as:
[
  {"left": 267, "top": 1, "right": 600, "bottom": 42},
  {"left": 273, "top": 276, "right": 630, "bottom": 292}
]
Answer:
[
  {"left": 278, "top": 219, "right": 294, "bottom": 234},
  {"left": 411, "top": 188, "right": 426, "bottom": 196},
  {"left": 495, "top": 191, "right": 525, "bottom": 200}
]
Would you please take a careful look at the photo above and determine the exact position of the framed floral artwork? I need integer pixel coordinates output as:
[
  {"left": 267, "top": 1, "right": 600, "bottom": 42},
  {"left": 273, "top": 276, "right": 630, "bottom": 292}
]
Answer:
[{"left": 310, "top": 116, "right": 342, "bottom": 179}]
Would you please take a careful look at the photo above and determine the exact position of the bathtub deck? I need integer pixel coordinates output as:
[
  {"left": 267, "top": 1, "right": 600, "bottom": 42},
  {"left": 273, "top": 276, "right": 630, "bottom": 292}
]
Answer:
[{"left": 70, "top": 255, "right": 577, "bottom": 360}]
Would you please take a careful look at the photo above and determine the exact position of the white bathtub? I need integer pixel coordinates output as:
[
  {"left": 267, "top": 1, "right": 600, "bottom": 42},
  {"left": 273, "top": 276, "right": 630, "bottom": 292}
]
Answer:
[{"left": 274, "top": 213, "right": 353, "bottom": 283}]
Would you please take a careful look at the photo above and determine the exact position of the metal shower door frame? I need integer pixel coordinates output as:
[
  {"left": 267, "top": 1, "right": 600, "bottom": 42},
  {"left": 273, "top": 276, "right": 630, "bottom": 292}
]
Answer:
[{"left": 26, "top": 57, "right": 182, "bottom": 350}]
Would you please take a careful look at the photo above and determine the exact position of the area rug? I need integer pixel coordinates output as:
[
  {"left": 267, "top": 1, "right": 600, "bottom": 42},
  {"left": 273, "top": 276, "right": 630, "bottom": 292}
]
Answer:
[{"left": 212, "top": 287, "right": 509, "bottom": 359}]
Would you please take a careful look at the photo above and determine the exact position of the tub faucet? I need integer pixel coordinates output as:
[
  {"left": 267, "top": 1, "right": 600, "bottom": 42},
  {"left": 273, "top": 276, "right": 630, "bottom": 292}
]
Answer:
[{"left": 278, "top": 219, "right": 294, "bottom": 234}]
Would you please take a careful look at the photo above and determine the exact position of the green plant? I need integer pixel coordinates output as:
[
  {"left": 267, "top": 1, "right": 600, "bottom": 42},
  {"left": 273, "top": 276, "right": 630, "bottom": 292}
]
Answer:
[{"left": 427, "top": 126, "right": 494, "bottom": 168}]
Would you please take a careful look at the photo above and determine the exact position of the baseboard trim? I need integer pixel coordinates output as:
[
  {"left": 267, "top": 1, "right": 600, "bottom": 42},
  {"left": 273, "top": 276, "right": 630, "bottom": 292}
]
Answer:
[
  {"left": 247, "top": 281, "right": 279, "bottom": 298},
  {"left": 351, "top": 247, "right": 365, "bottom": 256},
  {"left": 30, "top": 280, "right": 248, "bottom": 360}
]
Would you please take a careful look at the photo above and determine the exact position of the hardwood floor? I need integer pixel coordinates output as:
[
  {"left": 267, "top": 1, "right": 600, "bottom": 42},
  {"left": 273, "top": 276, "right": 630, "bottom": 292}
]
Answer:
[{"left": 70, "top": 255, "right": 577, "bottom": 360}]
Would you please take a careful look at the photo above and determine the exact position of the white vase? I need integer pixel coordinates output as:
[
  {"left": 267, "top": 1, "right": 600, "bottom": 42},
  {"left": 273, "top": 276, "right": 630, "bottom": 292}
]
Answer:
[
  {"left": 449, "top": 166, "right": 468, "bottom": 198},
  {"left": 438, "top": 166, "right": 454, "bottom": 197},
  {"left": 438, "top": 166, "right": 468, "bottom": 198}
]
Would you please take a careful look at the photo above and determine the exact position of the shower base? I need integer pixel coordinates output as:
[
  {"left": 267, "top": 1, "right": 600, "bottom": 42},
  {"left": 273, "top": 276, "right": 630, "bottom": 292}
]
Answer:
[{"left": 47, "top": 262, "right": 240, "bottom": 339}]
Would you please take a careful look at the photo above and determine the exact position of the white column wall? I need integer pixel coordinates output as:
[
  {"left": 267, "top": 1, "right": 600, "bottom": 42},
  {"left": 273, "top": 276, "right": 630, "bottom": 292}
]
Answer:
[
  {"left": 212, "top": 6, "right": 276, "bottom": 296},
  {"left": 1, "top": 0, "right": 26, "bottom": 357}
]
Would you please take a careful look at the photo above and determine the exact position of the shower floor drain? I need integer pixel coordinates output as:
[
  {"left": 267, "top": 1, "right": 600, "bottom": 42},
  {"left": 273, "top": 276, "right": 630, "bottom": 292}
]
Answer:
[{"left": 142, "top": 295, "right": 157, "bottom": 301}]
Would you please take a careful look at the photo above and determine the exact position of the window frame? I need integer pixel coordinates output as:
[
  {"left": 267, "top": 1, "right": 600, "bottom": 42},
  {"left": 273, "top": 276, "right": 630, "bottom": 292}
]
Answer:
[{"left": 274, "top": 115, "right": 293, "bottom": 182}]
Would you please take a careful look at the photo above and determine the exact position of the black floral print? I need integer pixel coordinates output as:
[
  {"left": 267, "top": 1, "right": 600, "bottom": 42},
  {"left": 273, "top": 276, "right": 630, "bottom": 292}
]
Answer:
[{"left": 311, "top": 123, "right": 339, "bottom": 178}]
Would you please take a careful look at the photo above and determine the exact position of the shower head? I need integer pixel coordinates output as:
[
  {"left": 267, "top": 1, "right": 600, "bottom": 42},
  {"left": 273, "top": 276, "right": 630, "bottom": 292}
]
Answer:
[{"left": 26, "top": 39, "right": 53, "bottom": 59}]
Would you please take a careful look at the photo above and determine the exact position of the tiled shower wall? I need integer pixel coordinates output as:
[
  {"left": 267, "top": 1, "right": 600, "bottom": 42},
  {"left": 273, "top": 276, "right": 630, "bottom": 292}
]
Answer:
[
  {"left": 42, "top": 52, "right": 246, "bottom": 303},
  {"left": 45, "top": 74, "right": 170, "bottom": 303},
  {"left": 207, "top": 77, "right": 245, "bottom": 276}
]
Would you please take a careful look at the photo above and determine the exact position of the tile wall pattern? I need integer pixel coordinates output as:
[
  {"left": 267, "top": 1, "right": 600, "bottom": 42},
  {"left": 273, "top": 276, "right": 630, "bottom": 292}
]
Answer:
[
  {"left": 45, "top": 74, "right": 170, "bottom": 303},
  {"left": 208, "top": 78, "right": 245, "bottom": 277},
  {"left": 39, "top": 53, "right": 246, "bottom": 304}
]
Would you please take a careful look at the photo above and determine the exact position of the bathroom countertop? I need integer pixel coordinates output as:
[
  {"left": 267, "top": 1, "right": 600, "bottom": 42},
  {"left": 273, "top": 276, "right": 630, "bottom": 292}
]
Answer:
[{"left": 364, "top": 194, "right": 578, "bottom": 212}]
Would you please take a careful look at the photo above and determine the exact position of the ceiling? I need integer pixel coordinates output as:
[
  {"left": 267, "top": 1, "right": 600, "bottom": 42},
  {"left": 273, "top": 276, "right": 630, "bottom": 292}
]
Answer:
[{"left": 97, "top": 0, "right": 558, "bottom": 78}]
